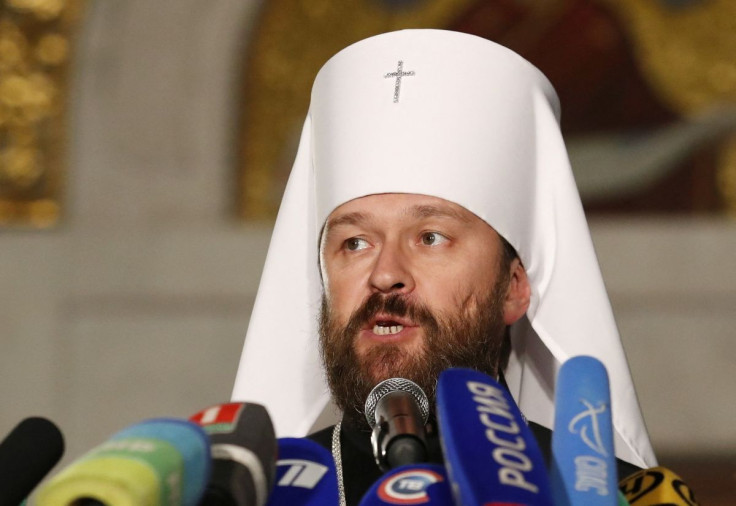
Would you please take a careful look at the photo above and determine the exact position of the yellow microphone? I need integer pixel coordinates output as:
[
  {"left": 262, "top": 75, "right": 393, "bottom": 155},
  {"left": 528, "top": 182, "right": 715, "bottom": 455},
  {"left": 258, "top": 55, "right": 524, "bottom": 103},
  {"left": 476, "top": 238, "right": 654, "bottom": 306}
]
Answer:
[
  {"left": 36, "top": 418, "right": 211, "bottom": 506},
  {"left": 619, "top": 466, "right": 699, "bottom": 505},
  {"left": 36, "top": 453, "right": 163, "bottom": 506}
]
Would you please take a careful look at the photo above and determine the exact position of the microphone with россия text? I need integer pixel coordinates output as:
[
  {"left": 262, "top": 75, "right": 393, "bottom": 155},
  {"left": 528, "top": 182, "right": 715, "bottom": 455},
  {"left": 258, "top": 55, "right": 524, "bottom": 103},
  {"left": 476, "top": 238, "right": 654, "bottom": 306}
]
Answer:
[{"left": 436, "top": 367, "right": 553, "bottom": 506}]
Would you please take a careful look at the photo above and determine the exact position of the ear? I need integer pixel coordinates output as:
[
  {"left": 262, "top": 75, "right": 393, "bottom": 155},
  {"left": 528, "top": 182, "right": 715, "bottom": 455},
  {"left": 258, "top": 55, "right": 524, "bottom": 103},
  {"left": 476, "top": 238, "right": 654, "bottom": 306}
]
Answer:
[{"left": 502, "top": 258, "right": 531, "bottom": 325}]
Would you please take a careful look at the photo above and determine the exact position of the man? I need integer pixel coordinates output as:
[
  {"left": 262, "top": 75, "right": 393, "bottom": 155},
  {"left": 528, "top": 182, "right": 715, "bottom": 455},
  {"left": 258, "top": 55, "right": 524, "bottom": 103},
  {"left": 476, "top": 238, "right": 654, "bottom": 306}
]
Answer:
[
  {"left": 232, "top": 29, "right": 656, "bottom": 503},
  {"left": 317, "top": 193, "right": 528, "bottom": 431}
]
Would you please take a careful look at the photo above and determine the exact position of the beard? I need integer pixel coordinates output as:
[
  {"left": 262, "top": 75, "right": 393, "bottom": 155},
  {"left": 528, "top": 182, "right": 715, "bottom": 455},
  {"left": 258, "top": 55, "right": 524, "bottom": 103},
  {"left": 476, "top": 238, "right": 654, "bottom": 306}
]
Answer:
[{"left": 318, "top": 277, "right": 510, "bottom": 430}]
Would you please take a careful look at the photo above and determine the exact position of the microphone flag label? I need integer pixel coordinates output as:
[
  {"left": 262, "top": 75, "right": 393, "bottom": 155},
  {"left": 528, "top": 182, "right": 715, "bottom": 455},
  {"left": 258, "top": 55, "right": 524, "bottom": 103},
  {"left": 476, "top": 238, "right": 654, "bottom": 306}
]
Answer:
[
  {"left": 267, "top": 437, "right": 339, "bottom": 505},
  {"left": 359, "top": 464, "right": 453, "bottom": 505},
  {"left": 276, "top": 459, "right": 329, "bottom": 488},
  {"left": 436, "top": 368, "right": 553, "bottom": 506},
  {"left": 189, "top": 402, "right": 244, "bottom": 435}
]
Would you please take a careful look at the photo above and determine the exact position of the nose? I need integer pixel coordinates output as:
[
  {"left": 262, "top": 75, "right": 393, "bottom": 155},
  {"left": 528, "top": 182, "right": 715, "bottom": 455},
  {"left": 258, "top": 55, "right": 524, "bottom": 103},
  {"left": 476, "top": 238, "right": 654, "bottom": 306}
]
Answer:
[{"left": 368, "top": 240, "right": 415, "bottom": 294}]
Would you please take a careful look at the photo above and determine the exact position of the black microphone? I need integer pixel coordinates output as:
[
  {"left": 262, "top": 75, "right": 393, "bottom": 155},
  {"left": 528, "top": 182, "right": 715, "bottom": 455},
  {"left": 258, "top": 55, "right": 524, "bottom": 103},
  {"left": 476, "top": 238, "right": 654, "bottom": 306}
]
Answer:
[
  {"left": 0, "top": 416, "right": 64, "bottom": 506},
  {"left": 190, "top": 402, "right": 277, "bottom": 506},
  {"left": 364, "top": 378, "right": 429, "bottom": 471}
]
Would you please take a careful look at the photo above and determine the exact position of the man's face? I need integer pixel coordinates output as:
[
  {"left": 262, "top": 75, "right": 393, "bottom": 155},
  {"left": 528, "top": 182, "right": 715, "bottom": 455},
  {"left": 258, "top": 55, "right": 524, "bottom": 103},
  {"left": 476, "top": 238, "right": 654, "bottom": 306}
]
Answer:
[{"left": 319, "top": 193, "right": 520, "bottom": 428}]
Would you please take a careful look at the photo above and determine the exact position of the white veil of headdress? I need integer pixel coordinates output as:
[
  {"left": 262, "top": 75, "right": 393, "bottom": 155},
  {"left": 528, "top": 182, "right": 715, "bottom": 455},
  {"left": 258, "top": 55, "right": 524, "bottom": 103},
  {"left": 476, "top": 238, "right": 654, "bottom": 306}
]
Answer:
[{"left": 232, "top": 29, "right": 656, "bottom": 468}]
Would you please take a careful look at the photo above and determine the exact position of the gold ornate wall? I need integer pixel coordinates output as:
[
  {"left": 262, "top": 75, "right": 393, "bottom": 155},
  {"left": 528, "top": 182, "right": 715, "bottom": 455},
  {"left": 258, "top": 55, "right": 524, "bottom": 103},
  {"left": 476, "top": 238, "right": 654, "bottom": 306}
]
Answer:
[
  {"left": 605, "top": 0, "right": 736, "bottom": 215},
  {"left": 604, "top": 0, "right": 735, "bottom": 116},
  {"left": 239, "top": 0, "right": 736, "bottom": 219},
  {"left": 0, "top": 0, "right": 84, "bottom": 228}
]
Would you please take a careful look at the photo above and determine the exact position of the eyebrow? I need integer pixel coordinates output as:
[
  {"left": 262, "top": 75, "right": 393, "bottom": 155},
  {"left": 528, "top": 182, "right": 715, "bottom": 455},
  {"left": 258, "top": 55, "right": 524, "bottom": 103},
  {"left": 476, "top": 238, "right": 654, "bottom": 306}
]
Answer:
[
  {"left": 325, "top": 203, "right": 472, "bottom": 233},
  {"left": 325, "top": 211, "right": 370, "bottom": 230},
  {"left": 410, "top": 204, "right": 472, "bottom": 223}
]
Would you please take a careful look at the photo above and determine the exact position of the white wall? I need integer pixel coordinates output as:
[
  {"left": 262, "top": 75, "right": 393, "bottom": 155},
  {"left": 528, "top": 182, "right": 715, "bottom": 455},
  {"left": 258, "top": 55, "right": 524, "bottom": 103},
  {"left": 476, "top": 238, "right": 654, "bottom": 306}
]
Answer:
[
  {"left": 593, "top": 217, "right": 736, "bottom": 455},
  {"left": 1, "top": 1, "right": 734, "bottom": 472}
]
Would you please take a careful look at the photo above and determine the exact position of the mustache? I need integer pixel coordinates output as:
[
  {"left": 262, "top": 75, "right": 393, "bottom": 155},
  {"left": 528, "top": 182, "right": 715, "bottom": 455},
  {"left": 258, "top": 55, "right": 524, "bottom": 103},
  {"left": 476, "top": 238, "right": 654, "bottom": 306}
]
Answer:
[{"left": 342, "top": 293, "right": 440, "bottom": 338}]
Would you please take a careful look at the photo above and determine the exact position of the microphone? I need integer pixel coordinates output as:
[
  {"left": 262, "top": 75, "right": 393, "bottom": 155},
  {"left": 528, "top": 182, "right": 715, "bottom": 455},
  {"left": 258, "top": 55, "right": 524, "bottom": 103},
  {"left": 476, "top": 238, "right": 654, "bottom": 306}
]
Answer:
[
  {"left": 0, "top": 417, "right": 64, "bottom": 506},
  {"left": 549, "top": 355, "right": 618, "bottom": 506},
  {"left": 364, "top": 378, "right": 430, "bottom": 471},
  {"left": 190, "top": 402, "right": 277, "bottom": 506},
  {"left": 36, "top": 417, "right": 211, "bottom": 506},
  {"left": 358, "top": 463, "right": 454, "bottom": 505},
  {"left": 265, "top": 437, "right": 339, "bottom": 505},
  {"left": 435, "top": 367, "right": 553, "bottom": 506},
  {"left": 619, "top": 466, "right": 699, "bottom": 505}
]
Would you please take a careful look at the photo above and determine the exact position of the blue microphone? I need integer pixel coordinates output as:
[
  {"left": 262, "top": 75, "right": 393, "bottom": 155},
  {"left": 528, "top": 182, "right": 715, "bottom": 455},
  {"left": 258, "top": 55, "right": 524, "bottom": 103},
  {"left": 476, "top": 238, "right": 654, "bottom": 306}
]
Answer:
[
  {"left": 265, "top": 437, "right": 339, "bottom": 505},
  {"left": 550, "top": 356, "right": 618, "bottom": 506},
  {"left": 358, "top": 463, "right": 454, "bottom": 505},
  {"left": 436, "top": 367, "right": 553, "bottom": 506}
]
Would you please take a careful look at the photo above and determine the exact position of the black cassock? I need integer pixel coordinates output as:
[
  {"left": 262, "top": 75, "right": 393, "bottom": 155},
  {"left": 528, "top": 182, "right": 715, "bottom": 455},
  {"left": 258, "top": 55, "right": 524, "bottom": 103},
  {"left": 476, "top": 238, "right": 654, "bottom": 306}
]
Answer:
[{"left": 309, "top": 419, "right": 641, "bottom": 506}]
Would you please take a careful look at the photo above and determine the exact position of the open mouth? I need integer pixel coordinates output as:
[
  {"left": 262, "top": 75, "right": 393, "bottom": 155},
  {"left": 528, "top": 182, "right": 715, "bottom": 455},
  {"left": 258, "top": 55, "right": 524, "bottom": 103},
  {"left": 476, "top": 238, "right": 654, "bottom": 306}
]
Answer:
[
  {"left": 372, "top": 321, "right": 404, "bottom": 336},
  {"left": 368, "top": 313, "right": 415, "bottom": 336}
]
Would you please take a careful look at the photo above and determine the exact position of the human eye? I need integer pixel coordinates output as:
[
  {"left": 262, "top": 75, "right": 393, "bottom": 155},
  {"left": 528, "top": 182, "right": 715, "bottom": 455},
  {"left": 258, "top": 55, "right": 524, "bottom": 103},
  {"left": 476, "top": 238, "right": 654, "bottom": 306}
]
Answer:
[
  {"left": 344, "top": 237, "right": 370, "bottom": 251},
  {"left": 420, "top": 231, "right": 449, "bottom": 246}
]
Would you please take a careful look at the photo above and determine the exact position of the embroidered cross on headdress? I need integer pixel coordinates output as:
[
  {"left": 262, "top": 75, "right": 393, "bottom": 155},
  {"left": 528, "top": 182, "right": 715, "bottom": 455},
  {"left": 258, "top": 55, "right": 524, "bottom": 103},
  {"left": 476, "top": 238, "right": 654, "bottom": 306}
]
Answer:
[{"left": 384, "top": 60, "right": 415, "bottom": 103}]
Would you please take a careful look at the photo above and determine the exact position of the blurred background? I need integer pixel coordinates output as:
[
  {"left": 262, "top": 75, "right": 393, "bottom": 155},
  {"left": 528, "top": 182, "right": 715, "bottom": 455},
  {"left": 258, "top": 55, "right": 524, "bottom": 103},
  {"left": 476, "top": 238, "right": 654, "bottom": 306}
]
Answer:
[{"left": 1, "top": 0, "right": 734, "bottom": 501}]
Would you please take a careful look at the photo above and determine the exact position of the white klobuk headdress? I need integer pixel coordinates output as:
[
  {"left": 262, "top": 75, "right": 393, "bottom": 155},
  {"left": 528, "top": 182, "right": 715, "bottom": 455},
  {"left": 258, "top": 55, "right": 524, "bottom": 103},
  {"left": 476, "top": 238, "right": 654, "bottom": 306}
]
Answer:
[{"left": 233, "top": 29, "right": 656, "bottom": 467}]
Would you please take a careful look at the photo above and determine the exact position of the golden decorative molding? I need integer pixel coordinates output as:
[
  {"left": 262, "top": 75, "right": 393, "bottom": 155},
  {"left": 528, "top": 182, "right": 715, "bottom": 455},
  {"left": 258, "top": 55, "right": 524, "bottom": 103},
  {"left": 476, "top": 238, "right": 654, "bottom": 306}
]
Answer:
[
  {"left": 602, "top": 0, "right": 736, "bottom": 116},
  {"left": 238, "top": 0, "right": 475, "bottom": 220},
  {"left": 240, "top": 0, "right": 736, "bottom": 218},
  {"left": 0, "top": 0, "right": 84, "bottom": 228},
  {"left": 602, "top": 0, "right": 736, "bottom": 214}
]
